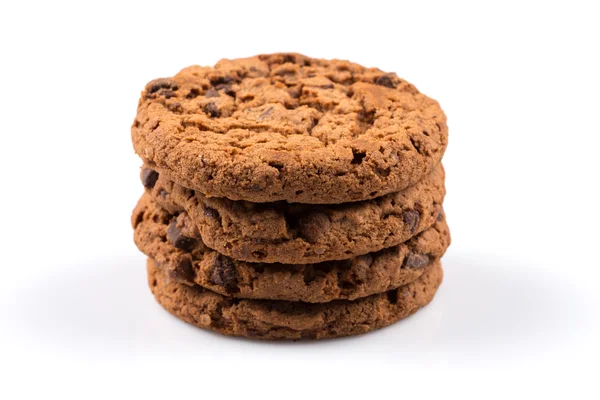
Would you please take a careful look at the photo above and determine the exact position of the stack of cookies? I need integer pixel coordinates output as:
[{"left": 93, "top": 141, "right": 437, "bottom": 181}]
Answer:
[{"left": 131, "top": 53, "right": 449, "bottom": 340}]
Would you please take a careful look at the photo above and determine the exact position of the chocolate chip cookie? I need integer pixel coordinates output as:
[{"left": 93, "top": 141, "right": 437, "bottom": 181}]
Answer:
[
  {"left": 142, "top": 163, "right": 445, "bottom": 264},
  {"left": 132, "top": 53, "right": 448, "bottom": 204},
  {"left": 133, "top": 194, "right": 450, "bottom": 302},
  {"left": 147, "top": 257, "right": 443, "bottom": 340}
]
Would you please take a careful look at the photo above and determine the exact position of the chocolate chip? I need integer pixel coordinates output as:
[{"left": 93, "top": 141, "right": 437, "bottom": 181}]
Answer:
[
  {"left": 436, "top": 210, "right": 444, "bottom": 221},
  {"left": 141, "top": 168, "right": 159, "bottom": 189},
  {"left": 148, "top": 84, "right": 164, "bottom": 94},
  {"left": 146, "top": 79, "right": 179, "bottom": 99},
  {"left": 162, "top": 89, "right": 175, "bottom": 99},
  {"left": 357, "top": 109, "right": 376, "bottom": 125},
  {"left": 298, "top": 213, "right": 331, "bottom": 243},
  {"left": 205, "top": 89, "right": 219, "bottom": 98},
  {"left": 210, "top": 255, "right": 238, "bottom": 292},
  {"left": 167, "top": 102, "right": 183, "bottom": 113},
  {"left": 167, "top": 220, "right": 197, "bottom": 251},
  {"left": 168, "top": 257, "right": 195, "bottom": 282},
  {"left": 186, "top": 88, "right": 200, "bottom": 99},
  {"left": 403, "top": 210, "right": 421, "bottom": 233},
  {"left": 282, "top": 54, "right": 296, "bottom": 63},
  {"left": 210, "top": 76, "right": 233, "bottom": 87},
  {"left": 215, "top": 84, "right": 236, "bottom": 98},
  {"left": 203, "top": 102, "right": 220, "bottom": 118},
  {"left": 403, "top": 252, "right": 429, "bottom": 269},
  {"left": 148, "top": 78, "right": 178, "bottom": 94},
  {"left": 375, "top": 74, "right": 396, "bottom": 88},
  {"left": 203, "top": 206, "right": 220, "bottom": 220}
]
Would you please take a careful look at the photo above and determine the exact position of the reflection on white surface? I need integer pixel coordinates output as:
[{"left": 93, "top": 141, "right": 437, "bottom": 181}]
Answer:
[{"left": 10, "top": 249, "right": 587, "bottom": 365}]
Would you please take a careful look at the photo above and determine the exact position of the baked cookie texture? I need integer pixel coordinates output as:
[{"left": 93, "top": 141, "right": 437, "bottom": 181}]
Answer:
[
  {"left": 133, "top": 194, "right": 450, "bottom": 302},
  {"left": 147, "top": 258, "right": 443, "bottom": 340},
  {"left": 142, "top": 164, "right": 445, "bottom": 263},
  {"left": 131, "top": 53, "right": 450, "bottom": 339},
  {"left": 132, "top": 53, "right": 448, "bottom": 204}
]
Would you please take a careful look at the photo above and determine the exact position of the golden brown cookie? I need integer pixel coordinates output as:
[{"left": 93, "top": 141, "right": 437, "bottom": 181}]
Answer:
[
  {"left": 142, "top": 164, "right": 445, "bottom": 264},
  {"left": 132, "top": 53, "right": 448, "bottom": 204},
  {"left": 133, "top": 194, "right": 450, "bottom": 302},
  {"left": 147, "top": 258, "right": 443, "bottom": 340}
]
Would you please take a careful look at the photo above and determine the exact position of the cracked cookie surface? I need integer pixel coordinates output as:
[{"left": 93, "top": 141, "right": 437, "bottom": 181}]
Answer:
[
  {"left": 133, "top": 194, "right": 449, "bottom": 302},
  {"left": 147, "top": 257, "right": 443, "bottom": 340},
  {"left": 132, "top": 53, "right": 448, "bottom": 204},
  {"left": 142, "top": 163, "right": 445, "bottom": 264}
]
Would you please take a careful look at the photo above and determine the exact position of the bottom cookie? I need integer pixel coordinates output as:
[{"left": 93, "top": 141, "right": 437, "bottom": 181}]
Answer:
[{"left": 147, "top": 258, "right": 443, "bottom": 340}]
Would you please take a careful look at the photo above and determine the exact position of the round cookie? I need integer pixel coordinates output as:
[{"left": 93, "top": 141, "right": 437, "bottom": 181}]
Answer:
[
  {"left": 147, "top": 258, "right": 443, "bottom": 340},
  {"left": 132, "top": 53, "right": 448, "bottom": 204},
  {"left": 142, "top": 164, "right": 445, "bottom": 264},
  {"left": 133, "top": 194, "right": 450, "bottom": 302}
]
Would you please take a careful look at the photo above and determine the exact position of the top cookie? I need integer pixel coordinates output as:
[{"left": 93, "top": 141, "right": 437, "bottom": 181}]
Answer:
[{"left": 132, "top": 53, "right": 448, "bottom": 204}]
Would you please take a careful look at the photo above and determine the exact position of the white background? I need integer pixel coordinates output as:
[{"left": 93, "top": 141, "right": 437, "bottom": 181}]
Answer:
[{"left": 1, "top": 0, "right": 599, "bottom": 398}]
